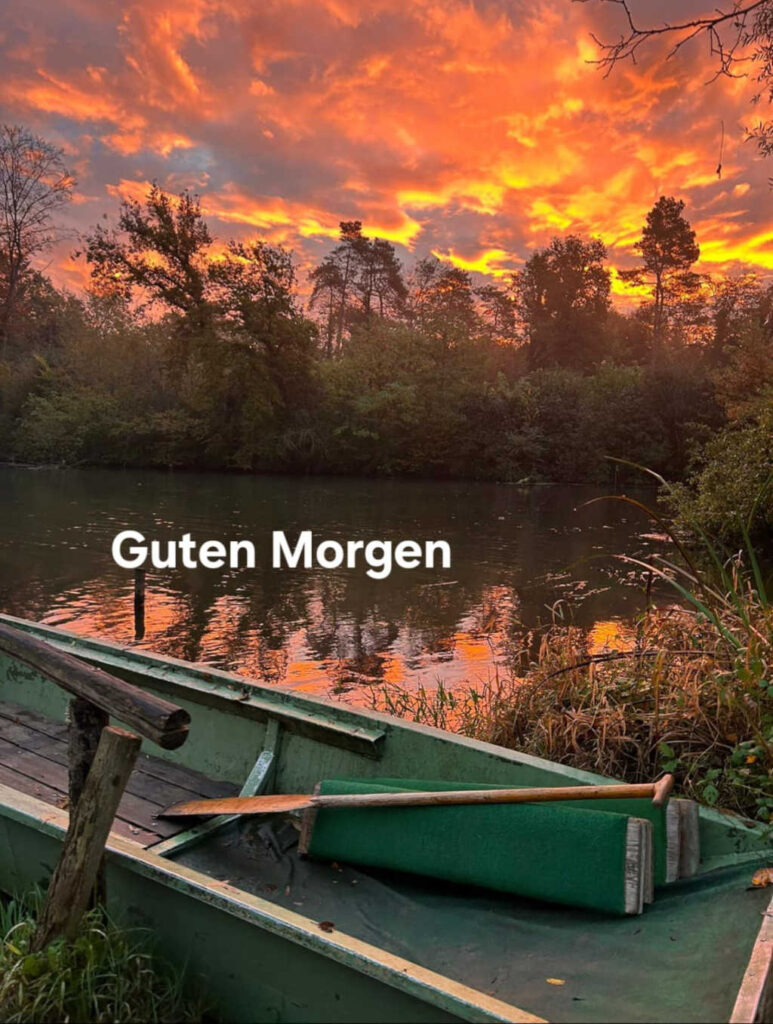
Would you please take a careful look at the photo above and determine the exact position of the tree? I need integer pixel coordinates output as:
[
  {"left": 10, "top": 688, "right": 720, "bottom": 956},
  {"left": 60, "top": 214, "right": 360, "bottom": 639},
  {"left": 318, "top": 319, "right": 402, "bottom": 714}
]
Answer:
[
  {"left": 83, "top": 184, "right": 212, "bottom": 342},
  {"left": 408, "top": 257, "right": 480, "bottom": 349},
  {"left": 309, "top": 221, "right": 406, "bottom": 353},
  {"left": 513, "top": 235, "right": 611, "bottom": 369},
  {"left": 580, "top": 1, "right": 773, "bottom": 158},
  {"left": 474, "top": 283, "right": 520, "bottom": 345},
  {"left": 619, "top": 197, "right": 700, "bottom": 345},
  {"left": 0, "top": 125, "right": 74, "bottom": 357},
  {"left": 210, "top": 239, "right": 317, "bottom": 405}
]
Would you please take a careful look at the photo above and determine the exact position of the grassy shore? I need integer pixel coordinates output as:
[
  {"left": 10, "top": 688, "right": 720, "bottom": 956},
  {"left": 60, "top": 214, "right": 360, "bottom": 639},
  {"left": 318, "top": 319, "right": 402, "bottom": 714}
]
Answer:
[
  {"left": 0, "top": 890, "right": 211, "bottom": 1023},
  {"left": 369, "top": 543, "right": 773, "bottom": 824}
]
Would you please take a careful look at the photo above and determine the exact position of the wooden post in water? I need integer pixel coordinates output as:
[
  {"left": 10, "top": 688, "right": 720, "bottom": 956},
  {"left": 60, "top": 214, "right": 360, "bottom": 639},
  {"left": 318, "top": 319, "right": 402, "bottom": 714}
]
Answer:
[
  {"left": 32, "top": 726, "right": 141, "bottom": 951},
  {"left": 134, "top": 567, "right": 146, "bottom": 641}
]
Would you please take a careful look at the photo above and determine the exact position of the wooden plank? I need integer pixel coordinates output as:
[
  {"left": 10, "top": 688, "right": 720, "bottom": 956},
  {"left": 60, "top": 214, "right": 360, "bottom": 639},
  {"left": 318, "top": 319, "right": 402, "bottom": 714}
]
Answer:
[
  {"left": 0, "top": 726, "right": 204, "bottom": 806},
  {"left": 0, "top": 758, "right": 159, "bottom": 847},
  {"left": 0, "top": 760, "right": 67, "bottom": 809},
  {"left": 675, "top": 799, "right": 700, "bottom": 878},
  {"left": 730, "top": 895, "right": 773, "bottom": 1023},
  {"left": 133, "top": 753, "right": 236, "bottom": 799},
  {"left": 0, "top": 704, "right": 67, "bottom": 740},
  {"left": 32, "top": 726, "right": 141, "bottom": 950},
  {"left": 0, "top": 622, "right": 190, "bottom": 748},
  {"left": 0, "top": 738, "right": 181, "bottom": 838},
  {"left": 0, "top": 704, "right": 233, "bottom": 799}
]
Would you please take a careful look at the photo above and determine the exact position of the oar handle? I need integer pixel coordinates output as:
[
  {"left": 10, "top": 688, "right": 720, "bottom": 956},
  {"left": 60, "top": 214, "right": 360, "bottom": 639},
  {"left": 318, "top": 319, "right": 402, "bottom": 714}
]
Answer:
[
  {"left": 313, "top": 776, "right": 675, "bottom": 810},
  {"left": 652, "top": 773, "right": 675, "bottom": 807}
]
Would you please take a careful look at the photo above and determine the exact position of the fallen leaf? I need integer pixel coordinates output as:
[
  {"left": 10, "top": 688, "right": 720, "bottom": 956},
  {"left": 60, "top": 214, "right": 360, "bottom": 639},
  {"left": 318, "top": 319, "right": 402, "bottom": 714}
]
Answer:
[
  {"left": 750, "top": 867, "right": 773, "bottom": 888},
  {"left": 319, "top": 921, "right": 335, "bottom": 933},
  {"left": 546, "top": 978, "right": 565, "bottom": 986},
  {"left": 745, "top": 755, "right": 758, "bottom": 764}
]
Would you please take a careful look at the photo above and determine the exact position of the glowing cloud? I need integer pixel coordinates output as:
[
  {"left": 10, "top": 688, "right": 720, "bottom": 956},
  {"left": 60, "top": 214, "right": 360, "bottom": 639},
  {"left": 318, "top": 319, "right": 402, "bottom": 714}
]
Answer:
[{"left": 0, "top": 0, "right": 770, "bottom": 296}]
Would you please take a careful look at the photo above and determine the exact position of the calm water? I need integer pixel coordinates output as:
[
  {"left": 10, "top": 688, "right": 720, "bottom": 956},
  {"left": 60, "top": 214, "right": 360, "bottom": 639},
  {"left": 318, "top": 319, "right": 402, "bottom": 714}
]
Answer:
[{"left": 0, "top": 467, "right": 668, "bottom": 698}]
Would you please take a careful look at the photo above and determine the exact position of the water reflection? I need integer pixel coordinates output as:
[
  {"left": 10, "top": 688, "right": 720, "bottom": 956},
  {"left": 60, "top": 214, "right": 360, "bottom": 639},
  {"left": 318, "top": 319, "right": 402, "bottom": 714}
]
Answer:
[{"left": 0, "top": 467, "right": 667, "bottom": 696}]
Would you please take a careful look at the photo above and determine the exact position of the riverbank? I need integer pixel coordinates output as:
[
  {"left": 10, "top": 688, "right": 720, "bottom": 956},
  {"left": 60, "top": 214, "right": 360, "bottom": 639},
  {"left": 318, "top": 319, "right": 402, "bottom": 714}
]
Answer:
[{"left": 368, "top": 560, "right": 773, "bottom": 822}]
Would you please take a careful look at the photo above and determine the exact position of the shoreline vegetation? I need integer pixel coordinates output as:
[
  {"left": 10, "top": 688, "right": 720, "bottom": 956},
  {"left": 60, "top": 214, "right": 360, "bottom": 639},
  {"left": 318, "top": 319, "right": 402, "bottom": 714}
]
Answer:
[
  {"left": 367, "top": 519, "right": 773, "bottom": 825},
  {"left": 0, "top": 891, "right": 211, "bottom": 1023}
]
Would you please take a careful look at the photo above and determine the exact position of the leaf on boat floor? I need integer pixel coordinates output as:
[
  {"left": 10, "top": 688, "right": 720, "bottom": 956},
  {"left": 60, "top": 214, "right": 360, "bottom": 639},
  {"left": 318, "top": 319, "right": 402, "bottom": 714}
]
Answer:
[
  {"left": 749, "top": 867, "right": 773, "bottom": 888},
  {"left": 546, "top": 978, "right": 565, "bottom": 986}
]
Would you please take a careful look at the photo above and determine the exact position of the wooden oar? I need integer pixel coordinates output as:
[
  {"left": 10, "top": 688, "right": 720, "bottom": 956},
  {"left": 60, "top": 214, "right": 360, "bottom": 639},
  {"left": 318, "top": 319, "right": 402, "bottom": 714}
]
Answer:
[{"left": 160, "top": 774, "right": 674, "bottom": 818}]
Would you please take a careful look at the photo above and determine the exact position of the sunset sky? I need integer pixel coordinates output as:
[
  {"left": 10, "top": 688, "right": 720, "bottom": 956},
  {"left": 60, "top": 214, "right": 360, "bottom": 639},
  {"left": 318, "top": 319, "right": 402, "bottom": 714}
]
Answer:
[{"left": 1, "top": 0, "right": 771, "bottom": 301}]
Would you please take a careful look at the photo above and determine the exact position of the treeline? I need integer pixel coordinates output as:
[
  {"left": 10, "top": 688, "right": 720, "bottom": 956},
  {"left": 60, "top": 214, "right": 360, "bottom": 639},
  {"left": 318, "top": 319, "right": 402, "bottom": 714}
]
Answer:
[{"left": 0, "top": 128, "right": 770, "bottom": 531}]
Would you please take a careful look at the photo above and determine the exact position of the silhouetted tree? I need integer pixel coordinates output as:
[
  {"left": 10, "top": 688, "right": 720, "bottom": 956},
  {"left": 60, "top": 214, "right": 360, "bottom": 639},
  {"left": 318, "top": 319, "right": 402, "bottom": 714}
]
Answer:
[
  {"left": 474, "top": 283, "right": 520, "bottom": 345},
  {"left": 309, "top": 221, "right": 406, "bottom": 353},
  {"left": 409, "top": 257, "right": 480, "bottom": 349},
  {"left": 0, "top": 125, "right": 74, "bottom": 358},
  {"left": 514, "top": 235, "right": 611, "bottom": 369},
  {"left": 210, "top": 240, "right": 317, "bottom": 405},
  {"left": 83, "top": 184, "right": 213, "bottom": 351},
  {"left": 619, "top": 197, "right": 700, "bottom": 345}
]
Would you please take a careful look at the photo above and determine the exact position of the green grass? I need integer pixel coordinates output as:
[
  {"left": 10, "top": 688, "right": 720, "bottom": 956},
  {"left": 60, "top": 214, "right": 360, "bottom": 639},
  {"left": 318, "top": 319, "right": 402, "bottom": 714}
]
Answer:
[{"left": 0, "top": 889, "right": 213, "bottom": 1023}]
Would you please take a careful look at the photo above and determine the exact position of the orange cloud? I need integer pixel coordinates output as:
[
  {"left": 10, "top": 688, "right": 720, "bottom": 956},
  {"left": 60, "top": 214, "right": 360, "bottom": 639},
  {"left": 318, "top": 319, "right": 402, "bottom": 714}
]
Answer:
[{"left": 0, "top": 0, "right": 770, "bottom": 299}]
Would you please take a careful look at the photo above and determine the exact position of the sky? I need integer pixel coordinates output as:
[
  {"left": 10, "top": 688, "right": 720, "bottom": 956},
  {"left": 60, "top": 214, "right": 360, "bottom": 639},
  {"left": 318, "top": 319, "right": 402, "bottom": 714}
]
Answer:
[{"left": 0, "top": 0, "right": 771, "bottom": 302}]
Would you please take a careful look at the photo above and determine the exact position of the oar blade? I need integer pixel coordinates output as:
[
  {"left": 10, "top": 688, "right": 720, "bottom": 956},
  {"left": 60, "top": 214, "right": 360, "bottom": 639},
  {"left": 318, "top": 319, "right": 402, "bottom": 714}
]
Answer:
[{"left": 160, "top": 794, "right": 313, "bottom": 817}]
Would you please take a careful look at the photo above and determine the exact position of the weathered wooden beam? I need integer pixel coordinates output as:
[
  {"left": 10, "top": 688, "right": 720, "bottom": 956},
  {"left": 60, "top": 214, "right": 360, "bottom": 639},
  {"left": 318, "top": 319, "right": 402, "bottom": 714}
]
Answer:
[
  {"left": 68, "top": 697, "right": 109, "bottom": 906},
  {"left": 0, "top": 623, "right": 189, "bottom": 748},
  {"left": 68, "top": 697, "right": 108, "bottom": 809},
  {"left": 32, "top": 726, "right": 141, "bottom": 951}
]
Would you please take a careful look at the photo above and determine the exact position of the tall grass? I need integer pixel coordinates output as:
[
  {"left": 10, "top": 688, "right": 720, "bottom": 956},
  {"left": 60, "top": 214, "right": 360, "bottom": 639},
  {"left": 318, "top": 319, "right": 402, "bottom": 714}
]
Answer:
[
  {"left": 0, "top": 889, "right": 212, "bottom": 1023},
  {"left": 367, "top": 510, "right": 773, "bottom": 823}
]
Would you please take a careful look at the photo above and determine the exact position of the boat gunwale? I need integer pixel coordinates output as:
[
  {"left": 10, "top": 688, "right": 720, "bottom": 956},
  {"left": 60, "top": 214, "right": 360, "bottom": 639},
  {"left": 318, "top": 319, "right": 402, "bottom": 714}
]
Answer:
[
  {"left": 731, "top": 893, "right": 773, "bottom": 1024},
  {"left": 0, "top": 780, "right": 543, "bottom": 1024},
  {"left": 0, "top": 613, "right": 767, "bottom": 850}
]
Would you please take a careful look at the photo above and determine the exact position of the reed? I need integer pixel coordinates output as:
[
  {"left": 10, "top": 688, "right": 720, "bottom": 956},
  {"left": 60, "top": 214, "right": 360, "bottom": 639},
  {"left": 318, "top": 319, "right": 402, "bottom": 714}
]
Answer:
[{"left": 367, "top": 525, "right": 773, "bottom": 823}]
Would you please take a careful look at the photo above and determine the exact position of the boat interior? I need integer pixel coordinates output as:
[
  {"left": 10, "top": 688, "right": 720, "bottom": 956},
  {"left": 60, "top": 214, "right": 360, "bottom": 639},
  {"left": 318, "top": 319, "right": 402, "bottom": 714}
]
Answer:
[{"left": 0, "top": 689, "right": 768, "bottom": 1024}]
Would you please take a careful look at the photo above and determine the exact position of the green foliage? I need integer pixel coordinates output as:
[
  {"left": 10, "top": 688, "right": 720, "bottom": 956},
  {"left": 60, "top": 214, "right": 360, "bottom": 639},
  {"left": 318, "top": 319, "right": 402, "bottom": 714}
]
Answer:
[
  {"left": 0, "top": 890, "right": 211, "bottom": 1023},
  {"left": 667, "top": 409, "right": 773, "bottom": 543}
]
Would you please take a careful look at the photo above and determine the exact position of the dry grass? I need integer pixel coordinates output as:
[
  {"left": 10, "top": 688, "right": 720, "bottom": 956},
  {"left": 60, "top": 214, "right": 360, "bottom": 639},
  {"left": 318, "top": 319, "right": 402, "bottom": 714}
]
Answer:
[{"left": 369, "top": 582, "right": 773, "bottom": 821}]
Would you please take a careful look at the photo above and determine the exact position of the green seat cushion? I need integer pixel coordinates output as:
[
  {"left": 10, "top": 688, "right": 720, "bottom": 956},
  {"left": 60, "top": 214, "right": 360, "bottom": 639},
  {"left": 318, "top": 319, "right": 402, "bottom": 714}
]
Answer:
[
  {"left": 369, "top": 777, "right": 673, "bottom": 886},
  {"left": 306, "top": 779, "right": 644, "bottom": 915}
]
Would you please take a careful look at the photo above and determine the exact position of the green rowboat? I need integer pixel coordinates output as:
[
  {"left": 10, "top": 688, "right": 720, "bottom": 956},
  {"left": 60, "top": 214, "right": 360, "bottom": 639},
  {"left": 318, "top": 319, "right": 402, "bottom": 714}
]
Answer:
[{"left": 0, "top": 613, "right": 770, "bottom": 1024}]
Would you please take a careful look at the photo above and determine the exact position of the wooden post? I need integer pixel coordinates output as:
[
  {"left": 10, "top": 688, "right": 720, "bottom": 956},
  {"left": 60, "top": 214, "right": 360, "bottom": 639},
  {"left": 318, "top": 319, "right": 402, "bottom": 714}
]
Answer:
[
  {"left": 134, "top": 568, "right": 145, "bottom": 641},
  {"left": 68, "top": 697, "right": 109, "bottom": 907},
  {"left": 32, "top": 726, "right": 141, "bottom": 951},
  {"left": 68, "top": 697, "right": 108, "bottom": 810}
]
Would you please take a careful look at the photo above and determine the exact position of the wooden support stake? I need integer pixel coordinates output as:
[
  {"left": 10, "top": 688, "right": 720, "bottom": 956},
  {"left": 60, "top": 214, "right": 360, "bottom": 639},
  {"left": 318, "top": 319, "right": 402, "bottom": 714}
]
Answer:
[
  {"left": 32, "top": 726, "right": 141, "bottom": 951},
  {"left": 68, "top": 697, "right": 109, "bottom": 907},
  {"left": 68, "top": 697, "right": 108, "bottom": 810}
]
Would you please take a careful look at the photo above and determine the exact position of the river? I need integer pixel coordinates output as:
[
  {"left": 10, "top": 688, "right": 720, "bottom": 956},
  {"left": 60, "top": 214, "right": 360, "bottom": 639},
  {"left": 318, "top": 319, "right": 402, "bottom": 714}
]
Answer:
[{"left": 0, "top": 466, "right": 669, "bottom": 698}]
